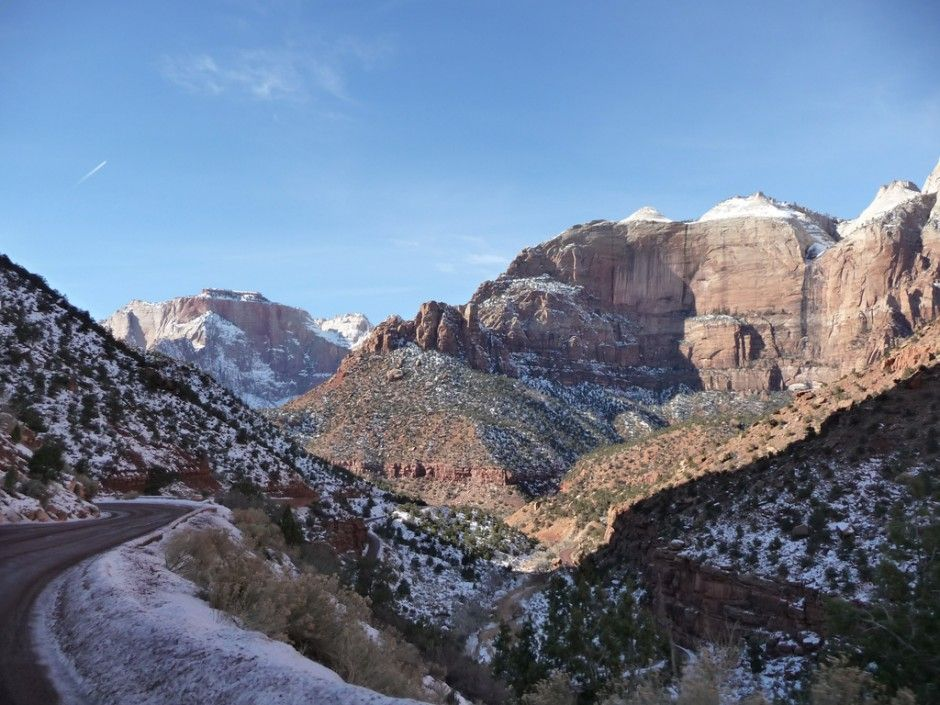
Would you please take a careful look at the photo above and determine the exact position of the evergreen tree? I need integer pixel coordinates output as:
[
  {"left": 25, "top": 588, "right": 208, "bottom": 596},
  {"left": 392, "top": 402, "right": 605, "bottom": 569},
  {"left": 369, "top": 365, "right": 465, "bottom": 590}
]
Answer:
[
  {"left": 278, "top": 505, "right": 304, "bottom": 546},
  {"left": 28, "top": 440, "right": 64, "bottom": 482}
]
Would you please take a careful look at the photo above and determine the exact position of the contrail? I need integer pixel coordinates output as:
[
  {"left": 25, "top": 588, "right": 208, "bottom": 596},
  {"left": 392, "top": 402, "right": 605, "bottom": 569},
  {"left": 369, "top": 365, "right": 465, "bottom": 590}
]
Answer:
[{"left": 75, "top": 160, "right": 107, "bottom": 186}]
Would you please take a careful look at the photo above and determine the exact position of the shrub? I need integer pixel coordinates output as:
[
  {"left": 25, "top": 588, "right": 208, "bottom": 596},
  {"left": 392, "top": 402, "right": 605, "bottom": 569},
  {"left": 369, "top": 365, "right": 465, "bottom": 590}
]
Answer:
[
  {"left": 164, "top": 527, "right": 429, "bottom": 700},
  {"left": 28, "top": 440, "right": 65, "bottom": 482},
  {"left": 809, "top": 659, "right": 915, "bottom": 705},
  {"left": 522, "top": 672, "right": 577, "bottom": 705},
  {"left": 21, "top": 478, "right": 50, "bottom": 502},
  {"left": 3, "top": 469, "right": 18, "bottom": 492},
  {"left": 74, "top": 473, "right": 100, "bottom": 499}
]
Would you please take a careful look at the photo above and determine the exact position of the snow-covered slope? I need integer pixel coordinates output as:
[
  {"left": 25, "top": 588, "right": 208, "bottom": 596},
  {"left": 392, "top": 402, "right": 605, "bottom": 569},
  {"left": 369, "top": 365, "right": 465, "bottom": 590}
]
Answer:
[
  {"left": 838, "top": 180, "right": 924, "bottom": 237},
  {"left": 697, "top": 192, "right": 838, "bottom": 258},
  {"left": 315, "top": 313, "right": 374, "bottom": 349},
  {"left": 923, "top": 157, "right": 940, "bottom": 195},
  {"left": 0, "top": 254, "right": 350, "bottom": 500},
  {"left": 103, "top": 291, "right": 371, "bottom": 407}
]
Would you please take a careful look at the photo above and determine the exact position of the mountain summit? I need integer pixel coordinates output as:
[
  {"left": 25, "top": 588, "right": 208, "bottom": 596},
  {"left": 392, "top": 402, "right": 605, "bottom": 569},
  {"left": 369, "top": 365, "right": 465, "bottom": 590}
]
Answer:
[
  {"left": 103, "top": 292, "right": 371, "bottom": 407},
  {"left": 281, "top": 158, "right": 940, "bottom": 503}
]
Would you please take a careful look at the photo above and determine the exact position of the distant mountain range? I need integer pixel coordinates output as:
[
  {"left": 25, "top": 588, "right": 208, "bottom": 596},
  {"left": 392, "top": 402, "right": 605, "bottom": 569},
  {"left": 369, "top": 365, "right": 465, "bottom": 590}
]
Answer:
[{"left": 102, "top": 290, "right": 371, "bottom": 407}]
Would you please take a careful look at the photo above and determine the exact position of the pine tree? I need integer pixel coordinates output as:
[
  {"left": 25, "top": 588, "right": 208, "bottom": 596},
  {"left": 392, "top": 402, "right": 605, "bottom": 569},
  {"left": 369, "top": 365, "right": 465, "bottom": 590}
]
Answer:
[
  {"left": 28, "top": 440, "right": 64, "bottom": 482},
  {"left": 278, "top": 506, "right": 304, "bottom": 546},
  {"left": 492, "top": 621, "right": 514, "bottom": 681}
]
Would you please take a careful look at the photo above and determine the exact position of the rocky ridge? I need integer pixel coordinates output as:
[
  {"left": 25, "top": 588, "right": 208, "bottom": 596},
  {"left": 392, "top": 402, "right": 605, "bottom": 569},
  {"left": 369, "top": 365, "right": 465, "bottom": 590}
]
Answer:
[
  {"left": 284, "top": 160, "right": 940, "bottom": 500},
  {"left": 103, "top": 291, "right": 371, "bottom": 407}
]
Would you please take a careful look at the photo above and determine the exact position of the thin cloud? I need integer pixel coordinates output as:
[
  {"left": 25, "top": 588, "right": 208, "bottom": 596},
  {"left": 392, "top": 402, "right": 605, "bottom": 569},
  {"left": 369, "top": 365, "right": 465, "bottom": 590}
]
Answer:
[
  {"left": 75, "top": 160, "right": 107, "bottom": 186},
  {"left": 466, "top": 253, "right": 508, "bottom": 267},
  {"left": 159, "top": 38, "right": 391, "bottom": 103}
]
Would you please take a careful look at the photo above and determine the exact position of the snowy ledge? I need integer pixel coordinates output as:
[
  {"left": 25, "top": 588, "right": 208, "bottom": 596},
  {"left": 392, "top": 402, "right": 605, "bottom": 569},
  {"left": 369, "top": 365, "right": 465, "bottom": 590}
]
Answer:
[{"left": 34, "top": 507, "right": 426, "bottom": 705}]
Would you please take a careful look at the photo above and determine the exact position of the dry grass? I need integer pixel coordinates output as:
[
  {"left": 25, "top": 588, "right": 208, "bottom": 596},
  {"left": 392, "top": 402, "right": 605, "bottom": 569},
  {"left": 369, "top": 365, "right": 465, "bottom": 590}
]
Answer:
[{"left": 164, "top": 525, "right": 433, "bottom": 701}]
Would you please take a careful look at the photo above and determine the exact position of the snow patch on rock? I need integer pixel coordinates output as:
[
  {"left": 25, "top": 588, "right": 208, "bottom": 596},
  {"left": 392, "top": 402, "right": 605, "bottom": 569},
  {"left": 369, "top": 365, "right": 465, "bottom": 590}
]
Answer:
[
  {"left": 697, "top": 193, "right": 836, "bottom": 258},
  {"left": 314, "top": 313, "right": 374, "bottom": 349},
  {"left": 922, "top": 157, "right": 940, "bottom": 195},
  {"left": 839, "top": 180, "right": 922, "bottom": 236},
  {"left": 619, "top": 206, "right": 673, "bottom": 223}
]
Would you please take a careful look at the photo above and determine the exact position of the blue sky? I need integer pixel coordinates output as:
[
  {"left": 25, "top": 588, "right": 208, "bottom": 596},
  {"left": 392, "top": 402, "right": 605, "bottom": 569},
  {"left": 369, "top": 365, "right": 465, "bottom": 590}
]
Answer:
[{"left": 1, "top": 1, "right": 938, "bottom": 324}]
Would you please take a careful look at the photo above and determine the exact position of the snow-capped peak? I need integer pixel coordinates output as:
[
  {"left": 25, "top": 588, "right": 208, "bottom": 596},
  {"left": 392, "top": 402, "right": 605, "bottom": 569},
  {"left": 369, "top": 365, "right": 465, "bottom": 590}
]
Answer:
[
  {"left": 697, "top": 192, "right": 837, "bottom": 259},
  {"left": 838, "top": 180, "right": 923, "bottom": 237},
  {"left": 923, "top": 157, "right": 940, "bottom": 195},
  {"left": 697, "top": 192, "right": 804, "bottom": 222},
  {"left": 619, "top": 206, "right": 673, "bottom": 223},
  {"left": 313, "top": 313, "right": 373, "bottom": 349},
  {"left": 855, "top": 180, "right": 921, "bottom": 223},
  {"left": 198, "top": 289, "right": 271, "bottom": 304}
]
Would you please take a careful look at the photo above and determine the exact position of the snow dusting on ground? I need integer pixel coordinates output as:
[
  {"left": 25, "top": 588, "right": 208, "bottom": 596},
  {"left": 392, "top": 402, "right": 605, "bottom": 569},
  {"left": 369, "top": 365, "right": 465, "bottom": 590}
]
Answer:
[{"left": 34, "top": 506, "right": 428, "bottom": 705}]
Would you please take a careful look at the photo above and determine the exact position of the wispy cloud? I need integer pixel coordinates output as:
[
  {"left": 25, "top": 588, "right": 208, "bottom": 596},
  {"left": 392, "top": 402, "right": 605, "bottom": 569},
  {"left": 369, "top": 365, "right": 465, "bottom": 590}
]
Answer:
[
  {"left": 159, "top": 38, "right": 391, "bottom": 103},
  {"left": 466, "top": 253, "right": 509, "bottom": 267},
  {"left": 75, "top": 160, "right": 107, "bottom": 186}
]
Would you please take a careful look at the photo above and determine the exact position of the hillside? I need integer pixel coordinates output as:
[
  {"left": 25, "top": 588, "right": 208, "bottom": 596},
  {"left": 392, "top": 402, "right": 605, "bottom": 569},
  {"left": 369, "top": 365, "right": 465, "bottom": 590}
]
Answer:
[
  {"left": 0, "top": 254, "right": 374, "bottom": 535},
  {"left": 103, "top": 291, "right": 371, "bottom": 407},
  {"left": 594, "top": 313, "right": 940, "bottom": 657},
  {"left": 279, "top": 343, "right": 781, "bottom": 511}
]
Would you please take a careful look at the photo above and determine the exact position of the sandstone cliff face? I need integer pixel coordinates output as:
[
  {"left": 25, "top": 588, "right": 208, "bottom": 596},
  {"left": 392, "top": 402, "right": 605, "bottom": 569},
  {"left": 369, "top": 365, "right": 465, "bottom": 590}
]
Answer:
[
  {"left": 288, "top": 161, "right": 940, "bottom": 498},
  {"left": 104, "top": 290, "right": 369, "bottom": 407},
  {"left": 368, "top": 185, "right": 939, "bottom": 393}
]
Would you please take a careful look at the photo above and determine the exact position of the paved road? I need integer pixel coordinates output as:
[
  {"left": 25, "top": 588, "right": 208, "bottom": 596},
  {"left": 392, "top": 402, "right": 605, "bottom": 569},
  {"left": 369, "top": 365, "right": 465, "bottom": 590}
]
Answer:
[{"left": 0, "top": 502, "right": 191, "bottom": 705}]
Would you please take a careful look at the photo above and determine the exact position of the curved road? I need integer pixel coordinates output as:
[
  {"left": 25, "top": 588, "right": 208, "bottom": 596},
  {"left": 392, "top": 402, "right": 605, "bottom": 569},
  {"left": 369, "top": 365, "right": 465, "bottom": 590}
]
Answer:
[{"left": 0, "top": 502, "right": 191, "bottom": 705}]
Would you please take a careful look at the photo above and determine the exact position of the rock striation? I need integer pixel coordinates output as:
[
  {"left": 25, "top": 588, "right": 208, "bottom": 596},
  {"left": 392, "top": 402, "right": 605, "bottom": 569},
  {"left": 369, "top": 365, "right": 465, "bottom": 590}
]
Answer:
[
  {"left": 287, "top": 159, "right": 940, "bottom": 497},
  {"left": 103, "top": 291, "right": 371, "bottom": 407},
  {"left": 365, "top": 172, "right": 939, "bottom": 394}
]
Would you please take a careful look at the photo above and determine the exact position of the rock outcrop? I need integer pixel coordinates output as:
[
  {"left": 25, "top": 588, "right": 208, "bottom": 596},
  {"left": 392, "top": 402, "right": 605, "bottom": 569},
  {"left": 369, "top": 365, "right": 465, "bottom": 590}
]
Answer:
[
  {"left": 286, "top": 159, "right": 940, "bottom": 498},
  {"left": 103, "top": 290, "right": 370, "bottom": 407},
  {"left": 367, "top": 182, "right": 938, "bottom": 394}
]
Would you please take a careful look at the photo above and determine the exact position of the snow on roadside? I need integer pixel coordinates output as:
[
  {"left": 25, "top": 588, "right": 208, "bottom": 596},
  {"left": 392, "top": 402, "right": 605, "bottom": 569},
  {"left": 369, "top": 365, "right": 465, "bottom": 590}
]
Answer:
[
  {"left": 34, "top": 507, "right": 428, "bottom": 705},
  {"left": 0, "top": 478, "right": 99, "bottom": 524}
]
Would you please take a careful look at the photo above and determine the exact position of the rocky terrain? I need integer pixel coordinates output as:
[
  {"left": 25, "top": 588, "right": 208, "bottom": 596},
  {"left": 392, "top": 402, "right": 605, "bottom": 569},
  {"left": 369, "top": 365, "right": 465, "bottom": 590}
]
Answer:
[
  {"left": 103, "top": 290, "right": 371, "bottom": 407},
  {"left": 592, "top": 312, "right": 940, "bottom": 670},
  {"left": 282, "top": 159, "right": 940, "bottom": 503}
]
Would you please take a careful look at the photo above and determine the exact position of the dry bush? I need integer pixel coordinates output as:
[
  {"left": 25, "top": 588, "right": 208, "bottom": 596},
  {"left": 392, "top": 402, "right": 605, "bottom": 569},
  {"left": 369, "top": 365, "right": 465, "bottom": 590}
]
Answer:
[
  {"left": 810, "top": 660, "right": 916, "bottom": 705},
  {"left": 164, "top": 526, "right": 429, "bottom": 701},
  {"left": 602, "top": 647, "right": 769, "bottom": 705},
  {"left": 164, "top": 528, "right": 290, "bottom": 637},
  {"left": 521, "top": 672, "right": 577, "bottom": 705},
  {"left": 232, "top": 507, "right": 286, "bottom": 553}
]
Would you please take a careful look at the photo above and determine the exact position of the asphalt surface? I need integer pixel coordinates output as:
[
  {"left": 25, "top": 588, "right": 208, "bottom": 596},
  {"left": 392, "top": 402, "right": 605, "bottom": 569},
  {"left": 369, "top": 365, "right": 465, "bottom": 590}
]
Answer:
[{"left": 0, "top": 502, "right": 191, "bottom": 705}]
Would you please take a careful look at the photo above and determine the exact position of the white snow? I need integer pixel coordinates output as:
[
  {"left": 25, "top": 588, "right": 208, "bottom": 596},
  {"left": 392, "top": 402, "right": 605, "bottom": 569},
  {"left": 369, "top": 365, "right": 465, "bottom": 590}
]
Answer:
[
  {"left": 698, "top": 193, "right": 804, "bottom": 222},
  {"left": 839, "top": 180, "right": 922, "bottom": 236},
  {"left": 314, "top": 313, "right": 374, "bottom": 349},
  {"left": 697, "top": 192, "right": 836, "bottom": 258},
  {"left": 923, "top": 157, "right": 940, "bottom": 195},
  {"left": 34, "top": 508, "right": 427, "bottom": 705},
  {"left": 619, "top": 206, "right": 673, "bottom": 223},
  {"left": 197, "top": 288, "right": 271, "bottom": 303}
]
